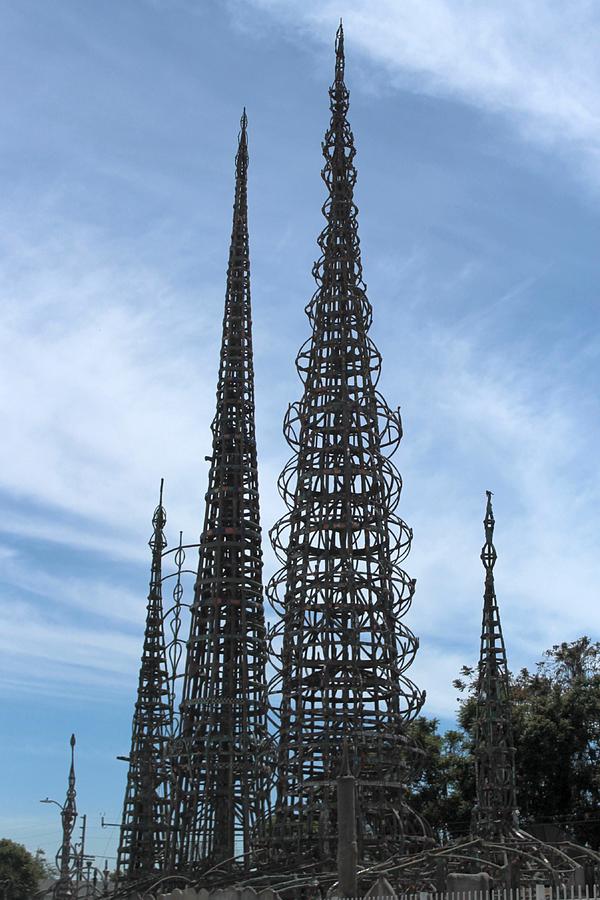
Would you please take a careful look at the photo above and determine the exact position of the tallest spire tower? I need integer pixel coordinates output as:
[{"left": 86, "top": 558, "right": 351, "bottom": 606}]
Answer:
[
  {"left": 173, "top": 112, "right": 270, "bottom": 873},
  {"left": 269, "top": 25, "right": 428, "bottom": 866}
]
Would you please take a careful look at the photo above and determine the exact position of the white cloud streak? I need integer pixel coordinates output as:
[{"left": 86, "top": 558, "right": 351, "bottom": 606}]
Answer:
[
  {"left": 375, "top": 254, "right": 600, "bottom": 715},
  {"left": 243, "top": 0, "right": 600, "bottom": 185},
  {"left": 3, "top": 204, "right": 599, "bottom": 721},
  {"left": 0, "top": 209, "right": 217, "bottom": 559},
  {"left": 3, "top": 12, "right": 600, "bottom": 717}
]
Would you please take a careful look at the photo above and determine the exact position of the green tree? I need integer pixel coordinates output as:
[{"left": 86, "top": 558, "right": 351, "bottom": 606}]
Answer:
[
  {"left": 0, "top": 839, "right": 47, "bottom": 900},
  {"left": 32, "top": 850, "right": 54, "bottom": 881},
  {"left": 406, "top": 716, "right": 474, "bottom": 841},
  {"left": 456, "top": 636, "right": 600, "bottom": 848}
]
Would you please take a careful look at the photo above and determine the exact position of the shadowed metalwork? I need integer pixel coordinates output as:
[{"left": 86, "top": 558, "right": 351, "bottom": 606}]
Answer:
[
  {"left": 267, "top": 23, "right": 429, "bottom": 867},
  {"left": 54, "top": 734, "right": 78, "bottom": 900},
  {"left": 117, "top": 481, "right": 172, "bottom": 879},
  {"left": 472, "top": 491, "right": 518, "bottom": 838},
  {"left": 171, "top": 112, "right": 271, "bottom": 873}
]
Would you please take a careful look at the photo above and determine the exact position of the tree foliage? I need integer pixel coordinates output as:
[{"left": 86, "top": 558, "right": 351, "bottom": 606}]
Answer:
[
  {"left": 407, "top": 637, "right": 600, "bottom": 848},
  {"left": 0, "top": 839, "right": 48, "bottom": 900},
  {"left": 406, "top": 717, "right": 474, "bottom": 842}
]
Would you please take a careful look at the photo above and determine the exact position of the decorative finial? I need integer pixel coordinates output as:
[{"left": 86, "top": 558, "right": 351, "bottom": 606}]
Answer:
[
  {"left": 68, "top": 735, "right": 76, "bottom": 788},
  {"left": 335, "top": 20, "right": 345, "bottom": 81},
  {"left": 152, "top": 479, "right": 167, "bottom": 536},
  {"left": 236, "top": 108, "right": 249, "bottom": 176},
  {"left": 481, "top": 490, "right": 497, "bottom": 572}
]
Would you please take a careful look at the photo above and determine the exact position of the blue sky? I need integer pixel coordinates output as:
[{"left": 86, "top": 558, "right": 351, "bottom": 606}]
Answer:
[{"left": 2, "top": 0, "right": 600, "bottom": 869}]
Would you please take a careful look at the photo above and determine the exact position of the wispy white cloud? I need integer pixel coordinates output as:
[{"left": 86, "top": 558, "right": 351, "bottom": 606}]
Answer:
[
  {"left": 0, "top": 207, "right": 218, "bottom": 559},
  {"left": 242, "top": 0, "right": 600, "bottom": 185},
  {"left": 374, "top": 253, "right": 600, "bottom": 716},
  {"left": 2, "top": 7, "right": 600, "bottom": 722},
  {"left": 0, "top": 203, "right": 219, "bottom": 698},
  {"left": 0, "top": 598, "right": 139, "bottom": 695},
  {"left": 0, "top": 550, "right": 143, "bottom": 625},
  {"left": 3, "top": 203, "right": 599, "bottom": 721}
]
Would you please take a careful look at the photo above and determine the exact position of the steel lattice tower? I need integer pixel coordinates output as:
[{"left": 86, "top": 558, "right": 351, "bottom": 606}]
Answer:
[
  {"left": 268, "top": 24, "right": 428, "bottom": 865},
  {"left": 117, "top": 481, "right": 172, "bottom": 879},
  {"left": 472, "top": 491, "right": 517, "bottom": 838},
  {"left": 172, "top": 112, "right": 270, "bottom": 872}
]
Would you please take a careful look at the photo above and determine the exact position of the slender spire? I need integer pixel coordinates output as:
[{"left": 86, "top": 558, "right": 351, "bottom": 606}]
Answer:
[
  {"left": 268, "top": 27, "right": 428, "bottom": 868},
  {"left": 335, "top": 21, "right": 345, "bottom": 87},
  {"left": 172, "top": 112, "right": 270, "bottom": 873},
  {"left": 67, "top": 734, "right": 76, "bottom": 804},
  {"left": 54, "top": 735, "right": 77, "bottom": 900},
  {"left": 309, "top": 20, "right": 366, "bottom": 310},
  {"left": 473, "top": 491, "right": 518, "bottom": 838},
  {"left": 117, "top": 480, "right": 172, "bottom": 880}
]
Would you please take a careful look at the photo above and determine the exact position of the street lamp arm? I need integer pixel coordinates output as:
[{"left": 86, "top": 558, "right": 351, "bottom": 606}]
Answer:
[{"left": 40, "top": 798, "right": 64, "bottom": 810}]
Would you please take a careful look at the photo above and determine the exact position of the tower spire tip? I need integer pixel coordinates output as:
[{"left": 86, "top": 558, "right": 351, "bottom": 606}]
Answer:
[
  {"left": 333, "top": 19, "right": 346, "bottom": 88},
  {"left": 481, "top": 490, "right": 497, "bottom": 571},
  {"left": 236, "top": 108, "right": 249, "bottom": 171}
]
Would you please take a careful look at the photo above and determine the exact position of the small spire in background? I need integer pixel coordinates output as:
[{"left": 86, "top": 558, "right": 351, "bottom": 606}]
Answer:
[
  {"left": 335, "top": 19, "right": 345, "bottom": 81},
  {"left": 54, "top": 735, "right": 78, "bottom": 900},
  {"left": 116, "top": 479, "right": 172, "bottom": 880},
  {"left": 473, "top": 491, "right": 518, "bottom": 838}
]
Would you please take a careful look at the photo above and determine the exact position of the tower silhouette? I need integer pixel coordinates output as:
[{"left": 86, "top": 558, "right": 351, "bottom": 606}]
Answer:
[
  {"left": 54, "top": 734, "right": 78, "bottom": 900},
  {"left": 117, "top": 481, "right": 172, "bottom": 879},
  {"left": 473, "top": 491, "right": 517, "bottom": 838},
  {"left": 268, "top": 25, "right": 428, "bottom": 866},
  {"left": 172, "top": 112, "right": 270, "bottom": 872}
]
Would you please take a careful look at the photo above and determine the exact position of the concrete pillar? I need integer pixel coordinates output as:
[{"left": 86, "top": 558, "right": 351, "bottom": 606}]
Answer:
[{"left": 336, "top": 768, "right": 357, "bottom": 898}]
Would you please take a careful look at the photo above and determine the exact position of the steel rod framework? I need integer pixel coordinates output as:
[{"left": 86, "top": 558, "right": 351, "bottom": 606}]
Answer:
[
  {"left": 267, "top": 23, "right": 429, "bottom": 867},
  {"left": 472, "top": 491, "right": 518, "bottom": 839},
  {"left": 117, "top": 481, "right": 172, "bottom": 879},
  {"left": 171, "top": 112, "right": 271, "bottom": 873},
  {"left": 54, "top": 735, "right": 78, "bottom": 900}
]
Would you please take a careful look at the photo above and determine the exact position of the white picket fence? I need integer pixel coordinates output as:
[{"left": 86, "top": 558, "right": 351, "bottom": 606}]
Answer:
[
  {"left": 373, "top": 887, "right": 600, "bottom": 900},
  {"left": 147, "top": 882, "right": 600, "bottom": 900}
]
